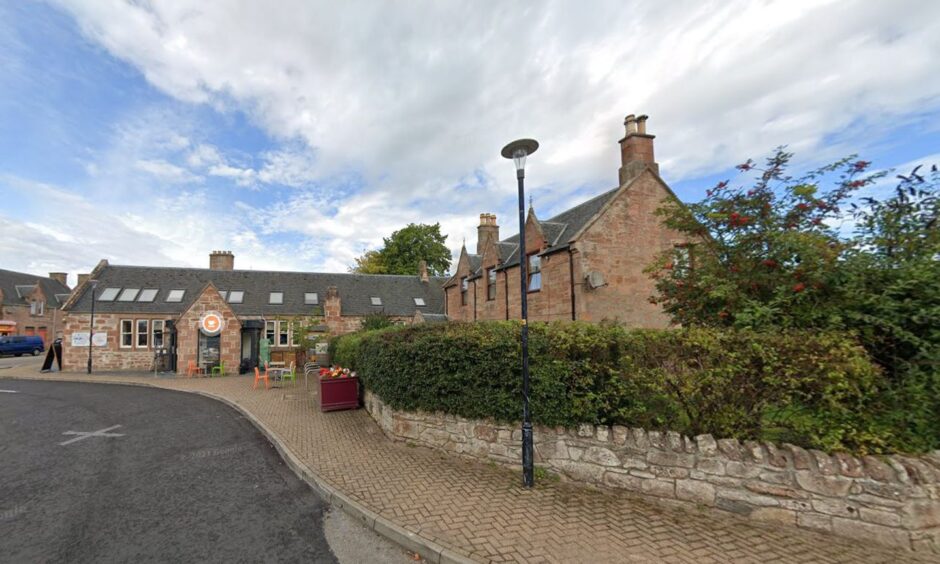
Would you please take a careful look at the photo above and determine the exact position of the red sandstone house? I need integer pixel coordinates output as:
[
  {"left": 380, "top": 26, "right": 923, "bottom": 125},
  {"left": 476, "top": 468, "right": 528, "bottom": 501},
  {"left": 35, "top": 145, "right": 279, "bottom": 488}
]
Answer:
[
  {"left": 59, "top": 252, "right": 445, "bottom": 374},
  {"left": 444, "top": 114, "right": 688, "bottom": 327},
  {"left": 0, "top": 269, "right": 72, "bottom": 342}
]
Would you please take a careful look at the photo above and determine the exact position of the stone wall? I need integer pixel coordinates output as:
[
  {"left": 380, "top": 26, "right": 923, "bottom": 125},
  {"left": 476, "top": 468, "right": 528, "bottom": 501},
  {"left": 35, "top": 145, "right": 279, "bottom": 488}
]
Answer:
[
  {"left": 62, "top": 312, "right": 174, "bottom": 372},
  {"left": 364, "top": 391, "right": 940, "bottom": 553}
]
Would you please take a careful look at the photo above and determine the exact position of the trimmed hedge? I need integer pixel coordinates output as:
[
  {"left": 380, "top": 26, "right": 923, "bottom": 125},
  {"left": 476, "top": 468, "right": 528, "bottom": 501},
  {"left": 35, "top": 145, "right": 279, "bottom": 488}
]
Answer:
[{"left": 331, "top": 321, "right": 899, "bottom": 453}]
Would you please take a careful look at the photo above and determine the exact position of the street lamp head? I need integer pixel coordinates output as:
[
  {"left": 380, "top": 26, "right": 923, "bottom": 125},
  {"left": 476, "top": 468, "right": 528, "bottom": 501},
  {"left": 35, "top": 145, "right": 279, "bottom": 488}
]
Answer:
[
  {"left": 501, "top": 138, "right": 539, "bottom": 172},
  {"left": 89, "top": 279, "right": 99, "bottom": 289}
]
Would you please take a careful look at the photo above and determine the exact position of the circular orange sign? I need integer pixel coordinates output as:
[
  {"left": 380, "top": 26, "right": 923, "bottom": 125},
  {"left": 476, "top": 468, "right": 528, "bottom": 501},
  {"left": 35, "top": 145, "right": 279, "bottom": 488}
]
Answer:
[{"left": 199, "top": 311, "right": 224, "bottom": 336}]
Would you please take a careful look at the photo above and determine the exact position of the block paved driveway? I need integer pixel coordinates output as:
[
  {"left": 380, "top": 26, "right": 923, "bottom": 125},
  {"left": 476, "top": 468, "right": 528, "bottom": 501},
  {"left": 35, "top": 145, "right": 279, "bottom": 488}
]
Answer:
[{"left": 5, "top": 368, "right": 938, "bottom": 564}]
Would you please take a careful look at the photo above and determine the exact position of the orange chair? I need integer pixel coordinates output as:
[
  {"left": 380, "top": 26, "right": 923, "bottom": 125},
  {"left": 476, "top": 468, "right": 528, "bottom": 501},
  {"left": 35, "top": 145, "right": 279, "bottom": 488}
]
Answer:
[
  {"left": 187, "top": 360, "right": 205, "bottom": 378},
  {"left": 253, "top": 365, "right": 270, "bottom": 390}
]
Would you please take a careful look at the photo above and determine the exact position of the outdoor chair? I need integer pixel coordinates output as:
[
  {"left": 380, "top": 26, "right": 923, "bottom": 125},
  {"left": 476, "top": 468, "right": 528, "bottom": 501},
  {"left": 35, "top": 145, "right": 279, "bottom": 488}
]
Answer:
[
  {"left": 186, "top": 360, "right": 204, "bottom": 378},
  {"left": 253, "top": 365, "right": 270, "bottom": 390},
  {"left": 280, "top": 361, "right": 296, "bottom": 385},
  {"left": 211, "top": 361, "right": 225, "bottom": 377}
]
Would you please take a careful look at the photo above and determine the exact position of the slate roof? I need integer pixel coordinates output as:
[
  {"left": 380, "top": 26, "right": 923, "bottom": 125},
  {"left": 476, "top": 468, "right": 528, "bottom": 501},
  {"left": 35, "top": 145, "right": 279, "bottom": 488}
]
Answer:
[
  {"left": 65, "top": 264, "right": 446, "bottom": 317},
  {"left": 0, "top": 268, "right": 71, "bottom": 308}
]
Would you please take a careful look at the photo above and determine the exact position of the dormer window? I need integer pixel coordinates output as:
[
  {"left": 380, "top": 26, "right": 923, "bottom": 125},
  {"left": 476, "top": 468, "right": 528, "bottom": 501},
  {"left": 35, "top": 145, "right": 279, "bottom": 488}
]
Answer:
[
  {"left": 527, "top": 254, "right": 542, "bottom": 292},
  {"left": 461, "top": 276, "right": 469, "bottom": 306},
  {"left": 30, "top": 301, "right": 44, "bottom": 316},
  {"left": 487, "top": 268, "right": 497, "bottom": 301}
]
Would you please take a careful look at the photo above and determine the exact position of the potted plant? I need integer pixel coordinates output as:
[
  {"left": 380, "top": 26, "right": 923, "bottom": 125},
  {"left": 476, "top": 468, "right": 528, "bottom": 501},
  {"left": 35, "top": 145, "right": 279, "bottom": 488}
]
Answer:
[{"left": 318, "top": 365, "right": 359, "bottom": 412}]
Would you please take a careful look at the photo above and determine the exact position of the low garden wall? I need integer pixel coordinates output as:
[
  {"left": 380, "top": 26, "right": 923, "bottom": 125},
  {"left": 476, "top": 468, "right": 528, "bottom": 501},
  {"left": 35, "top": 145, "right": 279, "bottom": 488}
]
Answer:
[{"left": 365, "top": 390, "right": 940, "bottom": 553}]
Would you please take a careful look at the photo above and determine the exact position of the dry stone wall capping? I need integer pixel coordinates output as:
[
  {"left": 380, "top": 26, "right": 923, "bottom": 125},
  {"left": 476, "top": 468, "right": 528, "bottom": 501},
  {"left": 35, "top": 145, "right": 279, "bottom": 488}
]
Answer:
[{"left": 364, "top": 391, "right": 940, "bottom": 553}]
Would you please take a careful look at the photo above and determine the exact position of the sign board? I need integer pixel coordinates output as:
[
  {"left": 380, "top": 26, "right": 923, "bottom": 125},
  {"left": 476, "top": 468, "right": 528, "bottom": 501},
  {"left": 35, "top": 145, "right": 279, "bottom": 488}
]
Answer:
[
  {"left": 71, "top": 332, "right": 108, "bottom": 347},
  {"left": 199, "top": 311, "right": 224, "bottom": 336}
]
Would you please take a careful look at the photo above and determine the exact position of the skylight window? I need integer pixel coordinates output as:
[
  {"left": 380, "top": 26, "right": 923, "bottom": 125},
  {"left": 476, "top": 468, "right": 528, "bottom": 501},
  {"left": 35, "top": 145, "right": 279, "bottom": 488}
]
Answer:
[
  {"left": 97, "top": 288, "right": 120, "bottom": 301},
  {"left": 304, "top": 292, "right": 319, "bottom": 305},
  {"left": 414, "top": 298, "right": 426, "bottom": 306},
  {"left": 370, "top": 297, "right": 382, "bottom": 306},
  {"left": 218, "top": 291, "right": 227, "bottom": 300},
  {"left": 228, "top": 291, "right": 244, "bottom": 304},
  {"left": 166, "top": 289, "right": 186, "bottom": 303},
  {"left": 137, "top": 289, "right": 158, "bottom": 302},
  {"left": 117, "top": 288, "right": 140, "bottom": 302},
  {"left": 269, "top": 292, "right": 283, "bottom": 304}
]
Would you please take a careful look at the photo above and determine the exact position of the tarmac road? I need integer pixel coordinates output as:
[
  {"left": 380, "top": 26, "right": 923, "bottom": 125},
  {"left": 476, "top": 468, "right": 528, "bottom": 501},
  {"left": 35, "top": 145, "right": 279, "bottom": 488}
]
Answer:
[{"left": 0, "top": 379, "right": 412, "bottom": 563}]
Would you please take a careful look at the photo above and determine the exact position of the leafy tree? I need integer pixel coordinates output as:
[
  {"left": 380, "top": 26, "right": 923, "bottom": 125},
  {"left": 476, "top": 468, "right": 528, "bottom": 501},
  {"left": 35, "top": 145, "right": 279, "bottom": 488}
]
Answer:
[
  {"left": 648, "top": 149, "right": 940, "bottom": 451},
  {"left": 351, "top": 223, "right": 451, "bottom": 276}
]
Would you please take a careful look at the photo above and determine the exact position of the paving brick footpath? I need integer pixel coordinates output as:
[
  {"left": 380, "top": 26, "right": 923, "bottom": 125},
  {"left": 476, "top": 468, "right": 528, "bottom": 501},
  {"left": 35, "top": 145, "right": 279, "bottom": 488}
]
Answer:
[{"left": 5, "top": 368, "right": 938, "bottom": 564}]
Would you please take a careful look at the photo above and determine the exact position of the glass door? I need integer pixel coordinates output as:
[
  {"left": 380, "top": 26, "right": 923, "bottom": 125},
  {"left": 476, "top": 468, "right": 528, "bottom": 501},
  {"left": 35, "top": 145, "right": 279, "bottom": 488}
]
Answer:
[{"left": 198, "top": 333, "right": 221, "bottom": 372}]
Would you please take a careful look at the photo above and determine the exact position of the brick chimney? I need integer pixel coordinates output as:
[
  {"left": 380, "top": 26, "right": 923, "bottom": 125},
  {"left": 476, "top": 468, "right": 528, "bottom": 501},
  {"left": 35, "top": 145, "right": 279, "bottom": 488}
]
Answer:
[
  {"left": 209, "top": 250, "right": 234, "bottom": 271},
  {"left": 476, "top": 213, "right": 499, "bottom": 255},
  {"left": 324, "top": 286, "right": 341, "bottom": 319},
  {"left": 418, "top": 260, "right": 429, "bottom": 283},
  {"left": 48, "top": 272, "right": 68, "bottom": 288},
  {"left": 77, "top": 273, "right": 90, "bottom": 287},
  {"left": 618, "top": 113, "right": 659, "bottom": 185}
]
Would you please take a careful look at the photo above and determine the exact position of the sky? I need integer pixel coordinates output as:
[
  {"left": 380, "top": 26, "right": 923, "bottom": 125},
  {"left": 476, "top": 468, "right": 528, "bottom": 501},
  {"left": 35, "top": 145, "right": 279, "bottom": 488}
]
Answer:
[{"left": 1, "top": 0, "right": 939, "bottom": 285}]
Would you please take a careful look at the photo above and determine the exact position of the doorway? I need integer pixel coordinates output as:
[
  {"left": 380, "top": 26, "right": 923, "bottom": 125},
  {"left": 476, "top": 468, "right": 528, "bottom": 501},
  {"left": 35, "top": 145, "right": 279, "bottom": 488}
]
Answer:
[{"left": 198, "top": 333, "right": 221, "bottom": 372}]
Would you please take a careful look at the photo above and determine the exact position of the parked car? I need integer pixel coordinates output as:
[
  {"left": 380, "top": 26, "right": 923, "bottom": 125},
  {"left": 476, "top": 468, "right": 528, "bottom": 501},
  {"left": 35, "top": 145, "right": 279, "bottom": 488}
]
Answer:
[{"left": 0, "top": 335, "right": 45, "bottom": 357}]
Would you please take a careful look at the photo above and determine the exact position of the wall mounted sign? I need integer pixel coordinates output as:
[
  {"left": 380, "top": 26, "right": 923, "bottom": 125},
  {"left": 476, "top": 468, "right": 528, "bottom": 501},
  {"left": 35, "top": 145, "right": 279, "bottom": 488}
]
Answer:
[
  {"left": 71, "top": 332, "right": 108, "bottom": 347},
  {"left": 199, "top": 311, "right": 224, "bottom": 336}
]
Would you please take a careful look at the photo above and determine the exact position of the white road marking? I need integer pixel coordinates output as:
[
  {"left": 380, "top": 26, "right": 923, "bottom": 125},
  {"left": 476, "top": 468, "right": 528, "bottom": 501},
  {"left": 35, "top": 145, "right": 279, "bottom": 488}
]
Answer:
[
  {"left": 0, "top": 390, "right": 18, "bottom": 393},
  {"left": 59, "top": 424, "right": 125, "bottom": 446}
]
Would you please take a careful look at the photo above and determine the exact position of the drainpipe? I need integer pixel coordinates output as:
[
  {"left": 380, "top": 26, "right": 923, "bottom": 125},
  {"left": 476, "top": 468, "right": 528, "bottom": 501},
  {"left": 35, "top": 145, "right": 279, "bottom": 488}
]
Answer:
[
  {"left": 503, "top": 268, "right": 509, "bottom": 320},
  {"left": 568, "top": 249, "right": 577, "bottom": 321},
  {"left": 472, "top": 279, "right": 477, "bottom": 321}
]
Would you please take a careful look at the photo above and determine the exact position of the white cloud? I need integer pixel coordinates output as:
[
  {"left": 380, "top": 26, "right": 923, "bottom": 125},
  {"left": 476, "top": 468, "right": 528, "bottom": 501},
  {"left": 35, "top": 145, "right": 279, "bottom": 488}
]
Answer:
[{"left": 9, "top": 0, "right": 940, "bottom": 277}]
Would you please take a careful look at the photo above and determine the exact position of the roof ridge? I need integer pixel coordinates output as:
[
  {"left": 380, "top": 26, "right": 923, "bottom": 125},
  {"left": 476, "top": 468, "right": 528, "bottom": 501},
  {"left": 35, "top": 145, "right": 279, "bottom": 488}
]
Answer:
[{"left": 106, "top": 264, "right": 429, "bottom": 279}]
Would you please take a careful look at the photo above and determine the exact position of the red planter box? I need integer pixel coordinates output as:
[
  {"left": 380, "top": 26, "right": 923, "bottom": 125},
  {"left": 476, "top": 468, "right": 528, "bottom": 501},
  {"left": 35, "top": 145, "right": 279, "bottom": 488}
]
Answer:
[{"left": 319, "top": 376, "right": 360, "bottom": 412}]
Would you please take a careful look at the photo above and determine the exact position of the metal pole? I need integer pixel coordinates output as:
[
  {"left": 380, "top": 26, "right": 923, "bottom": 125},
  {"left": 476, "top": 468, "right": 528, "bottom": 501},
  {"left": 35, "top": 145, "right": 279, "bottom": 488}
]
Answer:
[
  {"left": 87, "top": 286, "right": 95, "bottom": 374},
  {"left": 517, "top": 168, "right": 534, "bottom": 488}
]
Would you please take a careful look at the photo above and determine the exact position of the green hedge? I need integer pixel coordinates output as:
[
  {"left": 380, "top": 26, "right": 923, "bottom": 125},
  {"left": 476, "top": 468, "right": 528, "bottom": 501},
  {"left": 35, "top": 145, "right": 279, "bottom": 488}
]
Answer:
[{"left": 331, "top": 321, "right": 903, "bottom": 453}]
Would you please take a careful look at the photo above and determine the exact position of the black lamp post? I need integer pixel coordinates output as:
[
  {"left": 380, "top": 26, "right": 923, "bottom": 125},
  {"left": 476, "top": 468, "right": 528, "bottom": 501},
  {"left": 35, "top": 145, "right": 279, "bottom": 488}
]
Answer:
[
  {"left": 87, "top": 279, "right": 98, "bottom": 374},
  {"left": 501, "top": 138, "right": 539, "bottom": 488}
]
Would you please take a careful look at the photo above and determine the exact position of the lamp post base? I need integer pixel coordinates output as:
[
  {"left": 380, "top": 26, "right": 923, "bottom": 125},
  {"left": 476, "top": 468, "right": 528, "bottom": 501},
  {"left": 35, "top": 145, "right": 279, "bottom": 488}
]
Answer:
[{"left": 522, "top": 421, "right": 534, "bottom": 487}]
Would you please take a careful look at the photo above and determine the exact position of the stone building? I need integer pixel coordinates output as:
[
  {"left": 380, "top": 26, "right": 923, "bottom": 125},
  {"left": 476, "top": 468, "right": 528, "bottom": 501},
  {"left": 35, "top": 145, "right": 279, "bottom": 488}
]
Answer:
[
  {"left": 0, "top": 268, "right": 72, "bottom": 342},
  {"left": 60, "top": 252, "right": 445, "bottom": 374},
  {"left": 443, "top": 114, "right": 688, "bottom": 328}
]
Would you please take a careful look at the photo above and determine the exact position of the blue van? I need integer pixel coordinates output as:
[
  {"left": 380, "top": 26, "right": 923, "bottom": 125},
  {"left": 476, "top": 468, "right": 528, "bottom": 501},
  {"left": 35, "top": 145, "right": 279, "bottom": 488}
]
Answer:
[{"left": 0, "top": 335, "right": 45, "bottom": 357}]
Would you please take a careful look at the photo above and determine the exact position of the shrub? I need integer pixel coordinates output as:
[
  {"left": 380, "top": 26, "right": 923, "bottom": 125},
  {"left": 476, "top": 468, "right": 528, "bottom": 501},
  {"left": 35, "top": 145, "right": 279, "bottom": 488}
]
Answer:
[{"left": 332, "top": 321, "right": 899, "bottom": 453}]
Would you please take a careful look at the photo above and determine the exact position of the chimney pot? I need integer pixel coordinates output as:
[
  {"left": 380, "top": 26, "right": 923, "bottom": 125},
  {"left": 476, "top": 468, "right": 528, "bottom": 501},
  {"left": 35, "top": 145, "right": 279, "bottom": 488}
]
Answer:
[
  {"left": 476, "top": 213, "right": 499, "bottom": 254},
  {"left": 618, "top": 112, "right": 658, "bottom": 184},
  {"left": 418, "top": 260, "right": 429, "bottom": 283}
]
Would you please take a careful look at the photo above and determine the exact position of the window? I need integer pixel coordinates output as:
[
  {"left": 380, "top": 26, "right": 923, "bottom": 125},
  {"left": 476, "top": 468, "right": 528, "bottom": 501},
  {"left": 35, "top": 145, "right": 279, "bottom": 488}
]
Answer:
[
  {"left": 304, "top": 293, "right": 318, "bottom": 305},
  {"left": 269, "top": 292, "right": 283, "bottom": 304},
  {"left": 166, "top": 289, "right": 185, "bottom": 302},
  {"left": 152, "top": 320, "right": 165, "bottom": 348},
  {"left": 487, "top": 268, "right": 497, "bottom": 301},
  {"left": 673, "top": 245, "right": 693, "bottom": 278},
  {"left": 279, "top": 322, "right": 290, "bottom": 346},
  {"left": 120, "top": 319, "right": 133, "bottom": 348},
  {"left": 118, "top": 288, "right": 140, "bottom": 302},
  {"left": 370, "top": 297, "right": 382, "bottom": 306},
  {"left": 461, "top": 277, "right": 468, "bottom": 306},
  {"left": 228, "top": 291, "right": 244, "bottom": 304},
  {"left": 137, "top": 289, "right": 158, "bottom": 302},
  {"left": 98, "top": 288, "right": 120, "bottom": 301},
  {"left": 136, "top": 319, "right": 148, "bottom": 348},
  {"left": 218, "top": 291, "right": 227, "bottom": 300},
  {"left": 414, "top": 297, "right": 425, "bottom": 306},
  {"left": 30, "top": 301, "right": 44, "bottom": 316},
  {"left": 527, "top": 254, "right": 542, "bottom": 292},
  {"left": 265, "top": 320, "right": 276, "bottom": 343}
]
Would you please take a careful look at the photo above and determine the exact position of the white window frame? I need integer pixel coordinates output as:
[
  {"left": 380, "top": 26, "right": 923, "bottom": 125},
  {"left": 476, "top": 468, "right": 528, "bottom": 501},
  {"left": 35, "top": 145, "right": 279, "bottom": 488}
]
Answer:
[
  {"left": 30, "top": 301, "right": 45, "bottom": 316},
  {"left": 265, "top": 320, "right": 276, "bottom": 344},
  {"left": 120, "top": 319, "right": 133, "bottom": 348},
  {"left": 152, "top": 320, "right": 165, "bottom": 349},
  {"left": 278, "top": 321, "right": 290, "bottom": 346},
  {"left": 136, "top": 319, "right": 149, "bottom": 348},
  {"left": 527, "top": 254, "right": 542, "bottom": 292}
]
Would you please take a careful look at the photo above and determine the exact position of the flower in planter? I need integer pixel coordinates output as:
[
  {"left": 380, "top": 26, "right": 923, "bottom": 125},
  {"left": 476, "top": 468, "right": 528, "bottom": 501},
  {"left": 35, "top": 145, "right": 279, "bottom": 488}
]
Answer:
[{"left": 319, "top": 365, "right": 357, "bottom": 379}]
